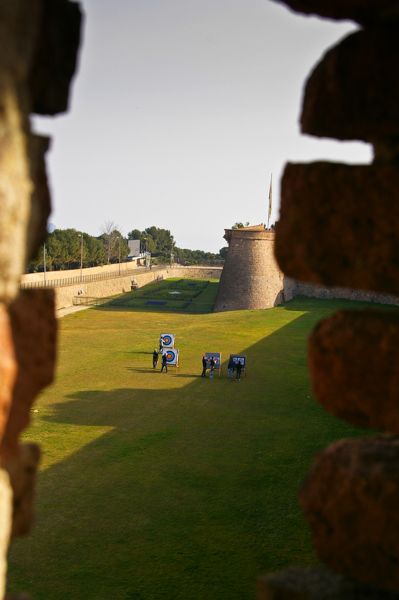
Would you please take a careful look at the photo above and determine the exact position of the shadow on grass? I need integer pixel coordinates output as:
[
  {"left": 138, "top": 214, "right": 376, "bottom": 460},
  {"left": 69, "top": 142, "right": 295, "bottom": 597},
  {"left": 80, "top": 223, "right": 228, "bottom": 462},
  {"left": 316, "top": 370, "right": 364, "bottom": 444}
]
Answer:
[
  {"left": 7, "top": 303, "right": 370, "bottom": 600},
  {"left": 93, "top": 280, "right": 220, "bottom": 316}
]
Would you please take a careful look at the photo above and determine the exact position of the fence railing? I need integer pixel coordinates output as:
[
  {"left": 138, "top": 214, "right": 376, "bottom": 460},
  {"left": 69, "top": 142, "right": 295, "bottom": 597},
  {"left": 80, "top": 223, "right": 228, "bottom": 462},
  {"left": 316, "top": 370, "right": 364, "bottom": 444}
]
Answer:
[
  {"left": 20, "top": 265, "right": 166, "bottom": 290},
  {"left": 20, "top": 263, "right": 223, "bottom": 290}
]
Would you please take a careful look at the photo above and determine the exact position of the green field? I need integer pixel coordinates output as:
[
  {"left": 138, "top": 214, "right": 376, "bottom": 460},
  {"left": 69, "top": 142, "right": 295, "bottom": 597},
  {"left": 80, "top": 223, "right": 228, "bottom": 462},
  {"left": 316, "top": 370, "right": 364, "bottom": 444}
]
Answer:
[
  {"left": 105, "top": 278, "right": 218, "bottom": 313},
  {"left": 6, "top": 282, "right": 376, "bottom": 600}
]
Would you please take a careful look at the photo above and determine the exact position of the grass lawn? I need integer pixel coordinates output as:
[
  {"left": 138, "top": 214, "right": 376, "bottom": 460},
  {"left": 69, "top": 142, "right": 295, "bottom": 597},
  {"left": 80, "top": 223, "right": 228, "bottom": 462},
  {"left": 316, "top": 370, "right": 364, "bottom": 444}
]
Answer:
[
  {"left": 6, "top": 283, "right": 379, "bottom": 600},
  {"left": 106, "top": 278, "right": 219, "bottom": 313}
]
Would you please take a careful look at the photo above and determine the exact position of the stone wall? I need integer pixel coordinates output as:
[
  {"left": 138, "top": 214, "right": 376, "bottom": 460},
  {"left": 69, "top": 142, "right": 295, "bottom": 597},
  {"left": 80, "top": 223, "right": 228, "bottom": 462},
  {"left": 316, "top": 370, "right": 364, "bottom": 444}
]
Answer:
[
  {"left": 54, "top": 266, "right": 222, "bottom": 310},
  {"left": 259, "top": 1, "right": 399, "bottom": 598},
  {"left": 21, "top": 260, "right": 138, "bottom": 283},
  {"left": 292, "top": 280, "right": 399, "bottom": 306},
  {"left": 0, "top": 1, "right": 82, "bottom": 598},
  {"left": 213, "top": 226, "right": 399, "bottom": 312}
]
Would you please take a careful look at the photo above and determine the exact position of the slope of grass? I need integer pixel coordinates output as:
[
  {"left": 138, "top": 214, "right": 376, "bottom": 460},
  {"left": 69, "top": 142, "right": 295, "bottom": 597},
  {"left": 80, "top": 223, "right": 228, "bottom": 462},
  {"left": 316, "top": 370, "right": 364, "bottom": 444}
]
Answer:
[{"left": 6, "top": 295, "right": 382, "bottom": 600}]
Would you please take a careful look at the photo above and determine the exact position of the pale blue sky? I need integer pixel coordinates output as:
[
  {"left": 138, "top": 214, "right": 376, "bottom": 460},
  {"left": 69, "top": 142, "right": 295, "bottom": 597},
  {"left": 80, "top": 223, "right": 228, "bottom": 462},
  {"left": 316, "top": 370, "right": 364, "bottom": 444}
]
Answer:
[{"left": 33, "top": 0, "right": 371, "bottom": 253}]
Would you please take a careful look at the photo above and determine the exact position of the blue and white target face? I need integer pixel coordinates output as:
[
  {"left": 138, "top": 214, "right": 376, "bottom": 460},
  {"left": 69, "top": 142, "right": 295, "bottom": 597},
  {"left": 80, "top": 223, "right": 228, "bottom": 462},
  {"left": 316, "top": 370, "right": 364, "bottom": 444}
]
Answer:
[
  {"left": 160, "top": 333, "right": 174, "bottom": 348},
  {"left": 165, "top": 349, "right": 178, "bottom": 365},
  {"left": 205, "top": 352, "right": 221, "bottom": 368},
  {"left": 231, "top": 355, "right": 246, "bottom": 367}
]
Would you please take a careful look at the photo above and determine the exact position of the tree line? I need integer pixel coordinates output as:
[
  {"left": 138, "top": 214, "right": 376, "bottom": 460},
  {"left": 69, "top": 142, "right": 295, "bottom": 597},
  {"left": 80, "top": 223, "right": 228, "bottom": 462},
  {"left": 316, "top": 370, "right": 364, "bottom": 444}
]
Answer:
[{"left": 27, "top": 223, "right": 227, "bottom": 272}]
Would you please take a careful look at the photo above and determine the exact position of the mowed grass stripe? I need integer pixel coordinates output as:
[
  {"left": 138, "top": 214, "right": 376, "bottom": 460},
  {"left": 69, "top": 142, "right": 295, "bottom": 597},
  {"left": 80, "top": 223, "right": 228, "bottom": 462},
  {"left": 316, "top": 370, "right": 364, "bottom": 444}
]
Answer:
[{"left": 6, "top": 291, "right": 379, "bottom": 600}]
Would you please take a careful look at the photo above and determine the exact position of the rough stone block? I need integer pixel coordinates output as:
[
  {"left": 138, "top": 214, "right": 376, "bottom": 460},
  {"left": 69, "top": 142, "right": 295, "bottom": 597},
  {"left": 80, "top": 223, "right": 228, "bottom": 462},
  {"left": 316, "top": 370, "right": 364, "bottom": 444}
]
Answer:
[
  {"left": 0, "top": 290, "right": 56, "bottom": 461},
  {"left": 269, "top": 0, "right": 399, "bottom": 25},
  {"left": 0, "top": 307, "right": 17, "bottom": 445},
  {"left": 299, "top": 436, "right": 399, "bottom": 592},
  {"left": 301, "top": 27, "right": 399, "bottom": 141},
  {"left": 4, "top": 443, "right": 40, "bottom": 537},
  {"left": 258, "top": 566, "right": 399, "bottom": 600},
  {"left": 308, "top": 309, "right": 399, "bottom": 432},
  {"left": 0, "top": 469, "right": 13, "bottom": 600},
  {"left": 0, "top": 0, "right": 45, "bottom": 303},
  {"left": 274, "top": 162, "right": 399, "bottom": 295},
  {"left": 28, "top": 0, "right": 83, "bottom": 115},
  {"left": 0, "top": 0, "right": 42, "bottom": 77},
  {"left": 27, "top": 134, "right": 51, "bottom": 261}
]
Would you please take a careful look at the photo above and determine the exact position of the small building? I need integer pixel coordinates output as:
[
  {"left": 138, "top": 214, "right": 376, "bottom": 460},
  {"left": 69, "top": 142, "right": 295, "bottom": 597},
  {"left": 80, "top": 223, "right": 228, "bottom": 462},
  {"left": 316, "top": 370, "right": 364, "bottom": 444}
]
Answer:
[{"left": 127, "top": 240, "right": 141, "bottom": 261}]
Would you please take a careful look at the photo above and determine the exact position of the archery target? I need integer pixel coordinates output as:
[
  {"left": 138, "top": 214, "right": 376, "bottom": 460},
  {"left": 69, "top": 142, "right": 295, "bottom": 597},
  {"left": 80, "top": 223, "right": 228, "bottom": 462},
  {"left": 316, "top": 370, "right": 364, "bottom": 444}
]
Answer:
[
  {"left": 230, "top": 354, "right": 247, "bottom": 368},
  {"left": 165, "top": 349, "right": 179, "bottom": 365},
  {"left": 160, "top": 333, "right": 175, "bottom": 348},
  {"left": 205, "top": 352, "right": 221, "bottom": 369}
]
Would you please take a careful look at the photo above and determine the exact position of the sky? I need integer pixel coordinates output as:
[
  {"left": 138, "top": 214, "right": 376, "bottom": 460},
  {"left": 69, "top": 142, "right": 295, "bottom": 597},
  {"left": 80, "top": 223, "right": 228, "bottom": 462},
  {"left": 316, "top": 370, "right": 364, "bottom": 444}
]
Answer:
[{"left": 32, "top": 0, "right": 372, "bottom": 253}]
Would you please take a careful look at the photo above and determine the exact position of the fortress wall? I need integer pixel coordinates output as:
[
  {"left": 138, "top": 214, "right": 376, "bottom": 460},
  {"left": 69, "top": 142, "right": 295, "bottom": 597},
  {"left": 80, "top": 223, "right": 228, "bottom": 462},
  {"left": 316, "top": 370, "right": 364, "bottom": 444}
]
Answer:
[
  {"left": 214, "top": 227, "right": 398, "bottom": 313},
  {"left": 54, "top": 266, "right": 222, "bottom": 310},
  {"left": 293, "top": 281, "right": 399, "bottom": 306}
]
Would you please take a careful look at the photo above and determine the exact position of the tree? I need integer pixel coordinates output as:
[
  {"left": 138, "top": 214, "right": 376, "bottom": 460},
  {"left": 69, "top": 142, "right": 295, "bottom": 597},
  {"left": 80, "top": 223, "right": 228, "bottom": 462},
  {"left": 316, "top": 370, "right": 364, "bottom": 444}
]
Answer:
[
  {"left": 100, "top": 220, "right": 123, "bottom": 263},
  {"left": 219, "top": 247, "right": 228, "bottom": 259},
  {"left": 82, "top": 233, "right": 107, "bottom": 267},
  {"left": 127, "top": 226, "right": 174, "bottom": 257},
  {"left": 231, "top": 222, "right": 250, "bottom": 229}
]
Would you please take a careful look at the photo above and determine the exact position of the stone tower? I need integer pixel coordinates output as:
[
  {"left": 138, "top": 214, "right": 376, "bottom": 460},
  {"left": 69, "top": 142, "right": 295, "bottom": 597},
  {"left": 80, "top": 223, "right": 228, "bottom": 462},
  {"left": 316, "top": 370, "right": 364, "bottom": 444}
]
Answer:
[{"left": 213, "top": 224, "right": 286, "bottom": 312}]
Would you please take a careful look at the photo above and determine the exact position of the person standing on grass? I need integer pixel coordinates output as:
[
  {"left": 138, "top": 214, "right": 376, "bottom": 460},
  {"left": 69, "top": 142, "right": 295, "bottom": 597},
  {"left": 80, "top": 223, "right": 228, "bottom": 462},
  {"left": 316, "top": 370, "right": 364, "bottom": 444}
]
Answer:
[
  {"left": 228, "top": 357, "right": 235, "bottom": 379},
  {"left": 236, "top": 359, "right": 243, "bottom": 381},
  {"left": 161, "top": 351, "right": 168, "bottom": 373},
  {"left": 153, "top": 349, "right": 159, "bottom": 369},
  {"left": 209, "top": 357, "right": 215, "bottom": 378},
  {"left": 159, "top": 336, "right": 164, "bottom": 352},
  {"left": 201, "top": 355, "right": 207, "bottom": 377}
]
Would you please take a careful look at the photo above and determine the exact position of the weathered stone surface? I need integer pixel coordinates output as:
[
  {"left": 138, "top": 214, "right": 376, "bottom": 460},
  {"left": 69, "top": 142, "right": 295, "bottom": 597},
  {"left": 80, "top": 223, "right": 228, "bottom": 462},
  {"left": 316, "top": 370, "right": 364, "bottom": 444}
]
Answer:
[
  {"left": 0, "top": 0, "right": 44, "bottom": 303},
  {"left": 27, "top": 134, "right": 51, "bottom": 261},
  {"left": 0, "top": 1, "right": 42, "bottom": 78},
  {"left": 28, "top": 0, "right": 83, "bottom": 115},
  {"left": 0, "top": 290, "right": 56, "bottom": 461},
  {"left": 296, "top": 282, "right": 399, "bottom": 306},
  {"left": 4, "top": 444, "right": 40, "bottom": 537},
  {"left": 269, "top": 0, "right": 399, "bottom": 25},
  {"left": 258, "top": 566, "right": 399, "bottom": 600},
  {"left": 274, "top": 162, "right": 399, "bottom": 295},
  {"left": 0, "top": 307, "right": 17, "bottom": 445},
  {"left": 308, "top": 309, "right": 399, "bottom": 432},
  {"left": 301, "top": 27, "right": 399, "bottom": 141},
  {"left": 299, "top": 436, "right": 399, "bottom": 592},
  {"left": 0, "top": 469, "right": 13, "bottom": 600},
  {"left": 213, "top": 227, "right": 286, "bottom": 312}
]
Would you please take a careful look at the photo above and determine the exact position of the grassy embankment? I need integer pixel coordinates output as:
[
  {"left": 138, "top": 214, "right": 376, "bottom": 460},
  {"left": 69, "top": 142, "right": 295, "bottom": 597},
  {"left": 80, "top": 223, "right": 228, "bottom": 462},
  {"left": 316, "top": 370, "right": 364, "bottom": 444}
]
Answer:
[{"left": 6, "top": 280, "right": 379, "bottom": 600}]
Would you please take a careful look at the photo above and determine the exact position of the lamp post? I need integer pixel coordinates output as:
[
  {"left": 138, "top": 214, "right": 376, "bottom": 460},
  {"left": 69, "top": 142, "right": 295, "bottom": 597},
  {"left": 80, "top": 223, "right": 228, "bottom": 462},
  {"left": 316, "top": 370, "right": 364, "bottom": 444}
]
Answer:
[
  {"left": 43, "top": 243, "right": 46, "bottom": 284},
  {"left": 78, "top": 234, "right": 83, "bottom": 282}
]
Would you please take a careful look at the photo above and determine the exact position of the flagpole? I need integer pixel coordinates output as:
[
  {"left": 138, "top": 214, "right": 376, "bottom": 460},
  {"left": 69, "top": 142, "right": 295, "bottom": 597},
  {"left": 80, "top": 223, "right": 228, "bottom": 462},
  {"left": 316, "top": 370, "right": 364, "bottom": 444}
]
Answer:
[{"left": 267, "top": 174, "right": 272, "bottom": 230}]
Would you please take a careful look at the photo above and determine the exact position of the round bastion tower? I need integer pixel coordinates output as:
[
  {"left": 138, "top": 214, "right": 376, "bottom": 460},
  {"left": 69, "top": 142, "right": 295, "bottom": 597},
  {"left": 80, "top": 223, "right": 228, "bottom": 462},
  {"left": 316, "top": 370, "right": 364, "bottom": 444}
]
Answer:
[{"left": 213, "top": 224, "right": 286, "bottom": 312}]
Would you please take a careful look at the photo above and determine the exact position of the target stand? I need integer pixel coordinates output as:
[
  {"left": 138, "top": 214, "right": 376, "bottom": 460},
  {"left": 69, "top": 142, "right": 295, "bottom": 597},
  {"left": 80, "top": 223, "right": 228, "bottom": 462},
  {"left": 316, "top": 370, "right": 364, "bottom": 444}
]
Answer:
[
  {"left": 205, "top": 352, "right": 222, "bottom": 376},
  {"left": 162, "top": 348, "right": 180, "bottom": 372},
  {"left": 230, "top": 354, "right": 247, "bottom": 376},
  {"left": 160, "top": 333, "right": 175, "bottom": 349}
]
